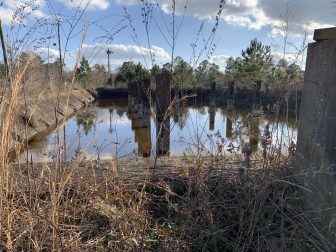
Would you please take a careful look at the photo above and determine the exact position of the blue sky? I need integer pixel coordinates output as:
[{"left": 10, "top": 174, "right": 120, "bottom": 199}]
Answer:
[{"left": 0, "top": 0, "right": 335, "bottom": 70}]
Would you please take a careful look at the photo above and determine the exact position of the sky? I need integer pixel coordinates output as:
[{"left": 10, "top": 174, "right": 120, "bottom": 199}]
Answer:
[{"left": 0, "top": 0, "right": 335, "bottom": 70}]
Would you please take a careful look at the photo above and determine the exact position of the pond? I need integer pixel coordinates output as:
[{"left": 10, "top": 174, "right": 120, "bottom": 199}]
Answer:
[{"left": 18, "top": 100, "right": 298, "bottom": 162}]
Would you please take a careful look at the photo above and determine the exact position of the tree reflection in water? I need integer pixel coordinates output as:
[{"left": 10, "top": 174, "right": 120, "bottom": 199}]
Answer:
[{"left": 76, "top": 105, "right": 98, "bottom": 135}]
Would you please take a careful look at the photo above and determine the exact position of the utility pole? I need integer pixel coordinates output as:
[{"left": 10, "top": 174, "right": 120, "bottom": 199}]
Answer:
[
  {"left": 57, "top": 19, "right": 63, "bottom": 84},
  {"left": 106, "top": 49, "right": 113, "bottom": 86},
  {"left": 0, "top": 18, "right": 9, "bottom": 78},
  {"left": 106, "top": 49, "right": 112, "bottom": 74}
]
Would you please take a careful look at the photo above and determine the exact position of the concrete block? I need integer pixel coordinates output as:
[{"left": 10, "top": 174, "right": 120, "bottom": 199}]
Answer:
[
  {"left": 226, "top": 117, "right": 233, "bottom": 138},
  {"left": 227, "top": 99, "right": 234, "bottom": 111},
  {"left": 296, "top": 34, "right": 336, "bottom": 232},
  {"left": 297, "top": 39, "right": 336, "bottom": 169},
  {"left": 314, "top": 27, "right": 336, "bottom": 41},
  {"left": 156, "top": 72, "right": 171, "bottom": 121},
  {"left": 156, "top": 118, "right": 170, "bottom": 156},
  {"left": 209, "top": 107, "right": 215, "bottom": 131},
  {"left": 138, "top": 78, "right": 150, "bottom": 105},
  {"left": 155, "top": 72, "right": 171, "bottom": 156}
]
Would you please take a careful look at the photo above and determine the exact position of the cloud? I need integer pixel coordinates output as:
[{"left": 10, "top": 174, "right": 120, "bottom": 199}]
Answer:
[
  {"left": 78, "top": 43, "right": 170, "bottom": 66},
  {"left": 115, "top": 0, "right": 138, "bottom": 6},
  {"left": 0, "top": 7, "right": 15, "bottom": 24},
  {"left": 59, "top": 0, "right": 110, "bottom": 10},
  {"left": 36, "top": 47, "right": 60, "bottom": 62},
  {"left": 37, "top": 43, "right": 171, "bottom": 68},
  {"left": 257, "top": 0, "right": 334, "bottom": 35},
  {"left": 115, "top": 0, "right": 335, "bottom": 36},
  {"left": 0, "top": 0, "right": 47, "bottom": 24},
  {"left": 209, "top": 54, "right": 231, "bottom": 70}
]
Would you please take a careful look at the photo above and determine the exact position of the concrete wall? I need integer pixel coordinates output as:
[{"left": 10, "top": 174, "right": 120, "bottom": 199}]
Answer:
[
  {"left": 296, "top": 27, "right": 336, "bottom": 234},
  {"left": 14, "top": 87, "right": 94, "bottom": 145}
]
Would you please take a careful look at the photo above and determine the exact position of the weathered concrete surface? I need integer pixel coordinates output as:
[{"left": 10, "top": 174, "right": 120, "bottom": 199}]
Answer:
[
  {"left": 296, "top": 27, "right": 336, "bottom": 234},
  {"left": 138, "top": 79, "right": 150, "bottom": 105},
  {"left": 155, "top": 72, "right": 171, "bottom": 156},
  {"left": 210, "top": 82, "right": 216, "bottom": 107},
  {"left": 155, "top": 72, "right": 171, "bottom": 121},
  {"left": 227, "top": 81, "right": 235, "bottom": 111},
  {"left": 314, "top": 27, "right": 336, "bottom": 41},
  {"left": 13, "top": 87, "right": 94, "bottom": 144}
]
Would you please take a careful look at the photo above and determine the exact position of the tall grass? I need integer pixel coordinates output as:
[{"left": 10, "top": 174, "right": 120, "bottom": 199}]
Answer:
[
  {"left": 0, "top": 1, "right": 334, "bottom": 251},
  {"left": 0, "top": 64, "right": 334, "bottom": 250}
]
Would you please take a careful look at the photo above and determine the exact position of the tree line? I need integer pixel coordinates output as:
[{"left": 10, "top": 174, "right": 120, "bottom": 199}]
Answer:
[
  {"left": 0, "top": 38, "right": 304, "bottom": 93},
  {"left": 112, "top": 38, "right": 304, "bottom": 93}
]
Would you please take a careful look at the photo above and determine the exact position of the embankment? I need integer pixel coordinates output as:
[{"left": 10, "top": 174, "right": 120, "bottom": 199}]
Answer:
[{"left": 13, "top": 86, "right": 94, "bottom": 144}]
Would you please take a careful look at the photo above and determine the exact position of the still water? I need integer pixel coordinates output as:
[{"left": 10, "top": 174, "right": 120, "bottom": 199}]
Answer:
[{"left": 19, "top": 100, "right": 298, "bottom": 162}]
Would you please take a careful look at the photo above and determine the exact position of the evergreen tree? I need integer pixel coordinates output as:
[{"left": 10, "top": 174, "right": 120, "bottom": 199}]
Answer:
[
  {"left": 115, "top": 61, "right": 149, "bottom": 83},
  {"left": 76, "top": 57, "right": 91, "bottom": 81},
  {"left": 239, "top": 39, "right": 273, "bottom": 87},
  {"left": 173, "top": 56, "right": 195, "bottom": 88}
]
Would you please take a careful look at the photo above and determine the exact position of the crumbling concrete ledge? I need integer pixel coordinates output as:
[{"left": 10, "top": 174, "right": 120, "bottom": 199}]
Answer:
[{"left": 12, "top": 86, "right": 94, "bottom": 145}]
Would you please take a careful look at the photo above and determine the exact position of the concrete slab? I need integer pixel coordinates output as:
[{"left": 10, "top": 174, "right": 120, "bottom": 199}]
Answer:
[{"left": 314, "top": 27, "right": 336, "bottom": 41}]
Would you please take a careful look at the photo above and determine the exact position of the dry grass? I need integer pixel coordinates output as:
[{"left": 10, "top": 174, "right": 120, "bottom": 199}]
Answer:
[
  {"left": 0, "top": 64, "right": 334, "bottom": 252},
  {"left": 0, "top": 154, "right": 334, "bottom": 251}
]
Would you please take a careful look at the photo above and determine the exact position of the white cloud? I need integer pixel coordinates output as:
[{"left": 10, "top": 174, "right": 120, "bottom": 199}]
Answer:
[
  {"left": 0, "top": 0, "right": 47, "bottom": 24},
  {"left": 59, "top": 0, "right": 110, "bottom": 10},
  {"left": 79, "top": 43, "right": 170, "bottom": 65},
  {"left": 115, "top": 0, "right": 336, "bottom": 36},
  {"left": 209, "top": 54, "right": 231, "bottom": 70},
  {"left": 115, "top": 0, "right": 138, "bottom": 6},
  {"left": 37, "top": 43, "right": 171, "bottom": 68},
  {"left": 0, "top": 7, "right": 15, "bottom": 24},
  {"left": 36, "top": 47, "right": 60, "bottom": 62}
]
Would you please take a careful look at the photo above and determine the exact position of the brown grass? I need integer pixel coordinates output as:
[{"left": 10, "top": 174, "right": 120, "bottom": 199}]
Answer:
[
  {"left": 0, "top": 63, "right": 334, "bottom": 251},
  {"left": 0, "top": 154, "right": 334, "bottom": 251}
]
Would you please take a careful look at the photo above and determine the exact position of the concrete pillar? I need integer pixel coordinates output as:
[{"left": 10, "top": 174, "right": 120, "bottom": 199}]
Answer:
[
  {"left": 156, "top": 117, "right": 170, "bottom": 156},
  {"left": 127, "top": 81, "right": 131, "bottom": 105},
  {"left": 137, "top": 78, "right": 151, "bottom": 119},
  {"left": 134, "top": 110, "right": 151, "bottom": 157},
  {"left": 174, "top": 87, "right": 180, "bottom": 101},
  {"left": 249, "top": 117, "right": 259, "bottom": 153},
  {"left": 227, "top": 81, "right": 235, "bottom": 111},
  {"left": 134, "top": 80, "right": 143, "bottom": 112},
  {"left": 138, "top": 78, "right": 150, "bottom": 105},
  {"left": 155, "top": 71, "right": 171, "bottom": 122},
  {"left": 226, "top": 117, "right": 233, "bottom": 138},
  {"left": 252, "top": 80, "right": 261, "bottom": 115},
  {"left": 129, "top": 81, "right": 137, "bottom": 108},
  {"left": 127, "top": 81, "right": 134, "bottom": 109},
  {"left": 210, "top": 82, "right": 216, "bottom": 107},
  {"left": 209, "top": 82, "right": 216, "bottom": 131},
  {"left": 155, "top": 71, "right": 171, "bottom": 156},
  {"left": 296, "top": 27, "right": 336, "bottom": 232},
  {"left": 132, "top": 103, "right": 152, "bottom": 158},
  {"left": 130, "top": 110, "right": 138, "bottom": 131},
  {"left": 209, "top": 107, "right": 215, "bottom": 131}
]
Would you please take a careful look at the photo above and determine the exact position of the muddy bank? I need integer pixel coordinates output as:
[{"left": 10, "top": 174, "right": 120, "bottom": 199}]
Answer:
[{"left": 13, "top": 87, "right": 94, "bottom": 144}]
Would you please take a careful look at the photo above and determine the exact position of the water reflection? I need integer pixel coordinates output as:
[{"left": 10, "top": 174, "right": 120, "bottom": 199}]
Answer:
[
  {"left": 18, "top": 100, "right": 298, "bottom": 162},
  {"left": 249, "top": 117, "right": 260, "bottom": 153},
  {"left": 209, "top": 107, "right": 216, "bottom": 131},
  {"left": 226, "top": 116, "right": 233, "bottom": 138},
  {"left": 156, "top": 116, "right": 170, "bottom": 156},
  {"left": 131, "top": 104, "right": 152, "bottom": 157}
]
